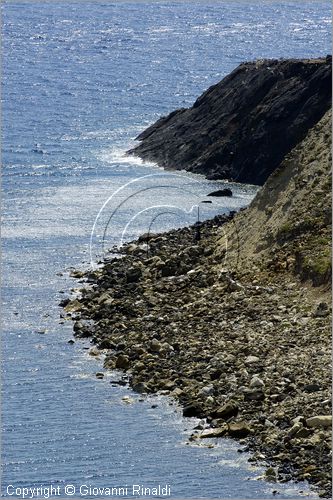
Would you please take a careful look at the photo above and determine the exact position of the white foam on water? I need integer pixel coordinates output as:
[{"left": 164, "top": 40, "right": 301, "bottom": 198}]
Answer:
[{"left": 96, "top": 146, "right": 158, "bottom": 168}]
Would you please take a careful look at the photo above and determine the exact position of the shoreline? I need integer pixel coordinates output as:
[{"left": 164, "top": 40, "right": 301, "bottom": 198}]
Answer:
[
  {"left": 64, "top": 63, "right": 331, "bottom": 499},
  {"left": 64, "top": 212, "right": 331, "bottom": 498}
]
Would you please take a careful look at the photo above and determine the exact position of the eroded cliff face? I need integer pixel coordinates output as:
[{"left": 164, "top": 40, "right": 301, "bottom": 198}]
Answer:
[
  {"left": 128, "top": 57, "right": 332, "bottom": 185},
  {"left": 215, "top": 109, "right": 332, "bottom": 287}
]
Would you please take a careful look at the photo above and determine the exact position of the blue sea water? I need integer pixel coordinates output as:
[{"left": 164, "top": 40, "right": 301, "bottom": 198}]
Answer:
[{"left": 2, "top": 2, "right": 331, "bottom": 499}]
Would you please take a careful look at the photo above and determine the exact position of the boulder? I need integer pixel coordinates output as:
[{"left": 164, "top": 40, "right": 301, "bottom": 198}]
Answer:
[
  {"left": 160, "top": 259, "right": 178, "bottom": 277},
  {"left": 73, "top": 321, "right": 91, "bottom": 338},
  {"left": 198, "top": 426, "right": 228, "bottom": 438},
  {"left": 64, "top": 299, "right": 82, "bottom": 313},
  {"left": 250, "top": 376, "right": 265, "bottom": 389},
  {"left": 213, "top": 401, "right": 239, "bottom": 420},
  {"left": 244, "top": 388, "right": 265, "bottom": 401},
  {"left": 244, "top": 355, "right": 260, "bottom": 365},
  {"left": 132, "top": 381, "right": 149, "bottom": 394},
  {"left": 306, "top": 415, "right": 332, "bottom": 429},
  {"left": 150, "top": 338, "right": 162, "bottom": 353},
  {"left": 183, "top": 404, "right": 203, "bottom": 418},
  {"left": 228, "top": 421, "right": 252, "bottom": 438},
  {"left": 115, "top": 354, "right": 130, "bottom": 370},
  {"left": 126, "top": 267, "right": 142, "bottom": 283}
]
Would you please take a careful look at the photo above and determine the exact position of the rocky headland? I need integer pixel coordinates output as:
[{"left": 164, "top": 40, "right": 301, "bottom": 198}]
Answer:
[
  {"left": 63, "top": 62, "right": 332, "bottom": 497},
  {"left": 128, "top": 57, "right": 332, "bottom": 185}
]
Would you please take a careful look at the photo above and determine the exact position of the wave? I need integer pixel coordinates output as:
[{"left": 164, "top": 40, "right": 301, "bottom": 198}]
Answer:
[{"left": 96, "top": 146, "right": 158, "bottom": 168}]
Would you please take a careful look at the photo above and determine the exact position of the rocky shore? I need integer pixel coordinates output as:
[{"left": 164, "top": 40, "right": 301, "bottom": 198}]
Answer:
[
  {"left": 65, "top": 216, "right": 331, "bottom": 496},
  {"left": 128, "top": 57, "right": 332, "bottom": 185},
  {"left": 63, "top": 69, "right": 331, "bottom": 496}
]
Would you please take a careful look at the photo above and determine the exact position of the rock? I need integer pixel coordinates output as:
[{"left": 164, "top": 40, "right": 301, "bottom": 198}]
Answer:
[
  {"left": 265, "top": 467, "right": 277, "bottom": 482},
  {"left": 96, "top": 372, "right": 104, "bottom": 379},
  {"left": 70, "top": 270, "right": 85, "bottom": 278},
  {"left": 89, "top": 347, "right": 100, "bottom": 357},
  {"left": 288, "top": 422, "right": 303, "bottom": 437},
  {"left": 213, "top": 401, "right": 239, "bottom": 420},
  {"left": 150, "top": 338, "right": 162, "bottom": 353},
  {"left": 104, "top": 355, "right": 116, "bottom": 369},
  {"left": 303, "top": 383, "right": 321, "bottom": 393},
  {"left": 160, "top": 259, "right": 178, "bottom": 277},
  {"left": 99, "top": 339, "right": 115, "bottom": 349},
  {"left": 250, "top": 376, "right": 265, "bottom": 389},
  {"left": 171, "top": 388, "right": 184, "bottom": 398},
  {"left": 306, "top": 416, "right": 332, "bottom": 429},
  {"left": 121, "top": 396, "right": 134, "bottom": 404},
  {"left": 198, "top": 426, "right": 228, "bottom": 438},
  {"left": 303, "top": 465, "right": 317, "bottom": 474},
  {"left": 308, "top": 432, "right": 324, "bottom": 446},
  {"left": 115, "top": 354, "right": 130, "bottom": 370},
  {"left": 138, "top": 232, "right": 156, "bottom": 243},
  {"left": 125, "top": 243, "right": 139, "bottom": 254},
  {"left": 244, "top": 388, "right": 265, "bottom": 401},
  {"left": 73, "top": 321, "right": 91, "bottom": 338},
  {"left": 313, "top": 302, "right": 329, "bottom": 317},
  {"left": 126, "top": 267, "right": 142, "bottom": 283},
  {"left": 228, "top": 421, "right": 252, "bottom": 438},
  {"left": 59, "top": 298, "right": 70, "bottom": 307},
  {"left": 97, "top": 292, "right": 114, "bottom": 305},
  {"left": 218, "top": 271, "right": 244, "bottom": 291},
  {"left": 294, "top": 427, "right": 313, "bottom": 438},
  {"left": 132, "top": 382, "right": 148, "bottom": 393},
  {"left": 207, "top": 188, "right": 233, "bottom": 197},
  {"left": 146, "top": 256, "right": 163, "bottom": 266},
  {"left": 183, "top": 404, "right": 203, "bottom": 418},
  {"left": 64, "top": 299, "right": 82, "bottom": 313},
  {"left": 244, "top": 355, "right": 260, "bottom": 365},
  {"left": 67, "top": 339, "right": 75, "bottom": 344},
  {"left": 128, "top": 58, "right": 332, "bottom": 184},
  {"left": 228, "top": 279, "right": 244, "bottom": 292},
  {"left": 198, "top": 385, "right": 215, "bottom": 396},
  {"left": 291, "top": 416, "right": 306, "bottom": 425},
  {"left": 110, "top": 379, "right": 127, "bottom": 386}
]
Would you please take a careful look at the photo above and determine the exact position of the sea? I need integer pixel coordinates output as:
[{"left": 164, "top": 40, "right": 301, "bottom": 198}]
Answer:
[{"left": 2, "top": 2, "right": 331, "bottom": 498}]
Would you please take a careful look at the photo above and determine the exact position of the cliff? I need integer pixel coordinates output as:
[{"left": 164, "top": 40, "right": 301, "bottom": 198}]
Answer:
[
  {"left": 128, "top": 57, "right": 332, "bottom": 185},
  {"left": 215, "top": 109, "right": 332, "bottom": 286}
]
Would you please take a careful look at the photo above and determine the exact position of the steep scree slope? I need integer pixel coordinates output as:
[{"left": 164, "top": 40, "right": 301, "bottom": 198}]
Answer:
[{"left": 216, "top": 109, "right": 332, "bottom": 287}]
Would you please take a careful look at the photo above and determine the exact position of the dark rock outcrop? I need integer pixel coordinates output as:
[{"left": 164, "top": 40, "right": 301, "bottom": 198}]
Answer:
[
  {"left": 128, "top": 58, "right": 332, "bottom": 185},
  {"left": 207, "top": 188, "right": 232, "bottom": 197}
]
